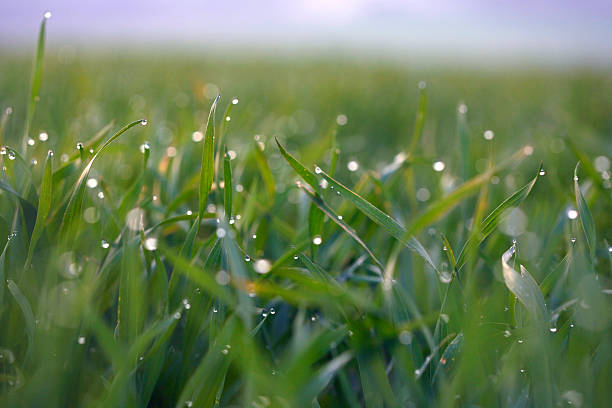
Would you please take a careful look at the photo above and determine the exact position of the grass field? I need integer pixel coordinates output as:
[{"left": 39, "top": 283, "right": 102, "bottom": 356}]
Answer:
[{"left": 0, "top": 17, "right": 611, "bottom": 407}]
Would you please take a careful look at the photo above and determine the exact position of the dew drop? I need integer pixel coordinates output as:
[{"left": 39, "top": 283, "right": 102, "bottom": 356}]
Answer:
[
  {"left": 567, "top": 209, "right": 578, "bottom": 220},
  {"left": 225, "top": 116, "right": 231, "bottom": 122},
  {"left": 77, "top": 336, "right": 86, "bottom": 345},
  {"left": 144, "top": 237, "right": 158, "bottom": 251},
  {"left": 173, "top": 311, "right": 182, "bottom": 320},
  {"left": 44, "top": 11, "right": 52, "bottom": 19},
  {"left": 231, "top": 98, "right": 239, "bottom": 105},
  {"left": 254, "top": 259, "right": 271, "bottom": 274},
  {"left": 336, "top": 114, "right": 348, "bottom": 126},
  {"left": 216, "top": 228, "right": 226, "bottom": 238},
  {"left": 549, "top": 327, "right": 557, "bottom": 333},
  {"left": 269, "top": 307, "right": 276, "bottom": 315},
  {"left": 244, "top": 255, "right": 251, "bottom": 262},
  {"left": 433, "top": 161, "right": 445, "bottom": 172},
  {"left": 483, "top": 130, "right": 494, "bottom": 140},
  {"left": 191, "top": 131, "right": 204, "bottom": 142},
  {"left": 262, "top": 309, "right": 268, "bottom": 317},
  {"left": 140, "top": 119, "right": 148, "bottom": 126},
  {"left": 139, "top": 142, "right": 150, "bottom": 154},
  {"left": 347, "top": 160, "right": 359, "bottom": 172},
  {"left": 76, "top": 142, "right": 83, "bottom": 150},
  {"left": 570, "top": 237, "right": 577, "bottom": 244},
  {"left": 97, "top": 191, "right": 105, "bottom": 199},
  {"left": 39, "top": 132, "right": 49, "bottom": 141},
  {"left": 101, "top": 240, "right": 110, "bottom": 249},
  {"left": 337, "top": 215, "right": 343, "bottom": 220},
  {"left": 539, "top": 169, "right": 546, "bottom": 176},
  {"left": 314, "top": 166, "right": 322, "bottom": 174},
  {"left": 293, "top": 255, "right": 298, "bottom": 260},
  {"left": 439, "top": 271, "right": 452, "bottom": 284},
  {"left": 86, "top": 178, "right": 98, "bottom": 189},
  {"left": 252, "top": 234, "right": 257, "bottom": 239},
  {"left": 312, "top": 235, "right": 322, "bottom": 245},
  {"left": 27, "top": 138, "right": 35, "bottom": 146}
]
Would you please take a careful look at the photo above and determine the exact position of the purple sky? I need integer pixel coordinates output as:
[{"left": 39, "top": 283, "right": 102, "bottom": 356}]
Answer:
[{"left": 1, "top": 0, "right": 611, "bottom": 65}]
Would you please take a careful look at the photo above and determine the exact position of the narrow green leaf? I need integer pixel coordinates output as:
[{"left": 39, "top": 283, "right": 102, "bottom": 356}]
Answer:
[
  {"left": 456, "top": 165, "right": 541, "bottom": 269},
  {"left": 574, "top": 162, "right": 596, "bottom": 259},
  {"left": 275, "top": 136, "right": 320, "bottom": 193},
  {"left": 25, "top": 150, "right": 53, "bottom": 266},
  {"left": 22, "top": 12, "right": 49, "bottom": 152},
  {"left": 300, "top": 184, "right": 383, "bottom": 271},
  {"left": 408, "top": 84, "right": 427, "bottom": 155},
  {"left": 253, "top": 140, "right": 276, "bottom": 201},
  {"left": 59, "top": 119, "right": 145, "bottom": 246},
  {"left": 501, "top": 245, "right": 547, "bottom": 319},
  {"left": 223, "top": 146, "right": 232, "bottom": 219},
  {"left": 198, "top": 94, "right": 220, "bottom": 219},
  {"left": 7, "top": 280, "right": 35, "bottom": 351}
]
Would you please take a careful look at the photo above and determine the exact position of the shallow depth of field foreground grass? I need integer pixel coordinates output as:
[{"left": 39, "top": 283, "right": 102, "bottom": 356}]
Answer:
[{"left": 1, "top": 17, "right": 611, "bottom": 408}]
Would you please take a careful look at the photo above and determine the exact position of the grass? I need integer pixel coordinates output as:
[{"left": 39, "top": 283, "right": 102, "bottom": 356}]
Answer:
[{"left": 0, "top": 15, "right": 611, "bottom": 407}]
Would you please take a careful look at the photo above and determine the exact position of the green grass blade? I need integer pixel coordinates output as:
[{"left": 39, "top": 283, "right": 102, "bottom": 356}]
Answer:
[
  {"left": 198, "top": 94, "right": 220, "bottom": 219},
  {"left": 58, "top": 119, "right": 145, "bottom": 246},
  {"left": 7, "top": 280, "right": 35, "bottom": 353},
  {"left": 456, "top": 165, "right": 541, "bottom": 269},
  {"left": 275, "top": 136, "right": 320, "bottom": 193},
  {"left": 574, "top": 162, "right": 596, "bottom": 260},
  {"left": 501, "top": 245, "right": 546, "bottom": 319},
  {"left": 223, "top": 146, "right": 232, "bottom": 219},
  {"left": 22, "top": 12, "right": 49, "bottom": 153},
  {"left": 25, "top": 150, "right": 53, "bottom": 266},
  {"left": 253, "top": 140, "right": 276, "bottom": 201},
  {"left": 300, "top": 184, "right": 384, "bottom": 271},
  {"left": 408, "top": 83, "right": 427, "bottom": 155}
]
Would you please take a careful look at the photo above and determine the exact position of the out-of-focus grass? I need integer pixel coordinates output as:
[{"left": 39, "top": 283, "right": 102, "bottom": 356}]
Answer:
[{"left": 0, "top": 16, "right": 611, "bottom": 408}]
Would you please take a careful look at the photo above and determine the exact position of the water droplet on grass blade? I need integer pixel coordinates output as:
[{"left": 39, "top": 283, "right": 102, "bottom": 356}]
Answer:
[
  {"left": 567, "top": 209, "right": 578, "bottom": 220},
  {"left": 539, "top": 169, "right": 546, "bottom": 176},
  {"left": 144, "top": 237, "right": 158, "bottom": 251},
  {"left": 101, "top": 240, "right": 110, "bottom": 249},
  {"left": 312, "top": 236, "right": 322, "bottom": 245},
  {"left": 433, "top": 161, "right": 445, "bottom": 172},
  {"left": 244, "top": 255, "right": 251, "bottom": 262},
  {"left": 173, "top": 312, "right": 182, "bottom": 320},
  {"left": 347, "top": 160, "right": 359, "bottom": 172},
  {"left": 254, "top": 259, "right": 271, "bottom": 274},
  {"left": 86, "top": 178, "right": 98, "bottom": 188},
  {"left": 77, "top": 336, "right": 86, "bottom": 345},
  {"left": 140, "top": 119, "right": 147, "bottom": 126},
  {"left": 314, "top": 166, "right": 322, "bottom": 174},
  {"left": 39, "top": 132, "right": 48, "bottom": 141},
  {"left": 483, "top": 130, "right": 494, "bottom": 140},
  {"left": 44, "top": 11, "right": 52, "bottom": 19},
  {"left": 139, "top": 142, "right": 150, "bottom": 153},
  {"left": 27, "top": 138, "right": 35, "bottom": 146},
  {"left": 191, "top": 131, "right": 203, "bottom": 142},
  {"left": 231, "top": 98, "right": 239, "bottom": 105}
]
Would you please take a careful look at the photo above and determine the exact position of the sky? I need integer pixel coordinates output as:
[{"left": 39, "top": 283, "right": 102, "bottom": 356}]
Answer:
[{"left": 1, "top": 0, "right": 611, "bottom": 66}]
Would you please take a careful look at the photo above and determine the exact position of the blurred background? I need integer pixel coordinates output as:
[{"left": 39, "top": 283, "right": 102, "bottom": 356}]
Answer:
[{"left": 2, "top": 0, "right": 612, "bottom": 67}]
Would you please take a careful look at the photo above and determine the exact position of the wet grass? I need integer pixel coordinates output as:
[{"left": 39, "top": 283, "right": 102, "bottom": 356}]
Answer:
[{"left": 0, "top": 15, "right": 611, "bottom": 408}]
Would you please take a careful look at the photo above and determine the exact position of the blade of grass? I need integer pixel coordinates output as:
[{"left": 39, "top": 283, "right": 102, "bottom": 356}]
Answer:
[
  {"left": 24, "top": 150, "right": 53, "bottom": 267},
  {"left": 22, "top": 12, "right": 49, "bottom": 153},
  {"left": 574, "top": 162, "right": 596, "bottom": 260},
  {"left": 198, "top": 94, "right": 220, "bottom": 219},
  {"left": 455, "top": 165, "right": 541, "bottom": 269},
  {"left": 58, "top": 119, "right": 145, "bottom": 246}
]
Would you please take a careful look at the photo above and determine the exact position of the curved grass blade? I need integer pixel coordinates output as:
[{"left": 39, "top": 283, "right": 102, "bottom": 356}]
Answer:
[
  {"left": 408, "top": 83, "right": 427, "bottom": 155},
  {"left": 275, "top": 136, "right": 320, "bottom": 193},
  {"left": 223, "top": 146, "right": 232, "bottom": 219},
  {"left": 253, "top": 140, "right": 276, "bottom": 201},
  {"left": 501, "top": 245, "right": 546, "bottom": 319},
  {"left": 402, "top": 145, "right": 532, "bottom": 239},
  {"left": 22, "top": 12, "right": 49, "bottom": 153},
  {"left": 456, "top": 165, "right": 541, "bottom": 269},
  {"left": 0, "top": 179, "right": 37, "bottom": 237},
  {"left": 276, "top": 137, "right": 438, "bottom": 273},
  {"left": 299, "top": 184, "right": 383, "bottom": 271},
  {"left": 7, "top": 280, "right": 35, "bottom": 354},
  {"left": 574, "top": 162, "right": 596, "bottom": 260},
  {"left": 52, "top": 121, "right": 115, "bottom": 183},
  {"left": 198, "top": 94, "right": 220, "bottom": 219},
  {"left": 25, "top": 150, "right": 53, "bottom": 266},
  {"left": 58, "top": 119, "right": 145, "bottom": 246}
]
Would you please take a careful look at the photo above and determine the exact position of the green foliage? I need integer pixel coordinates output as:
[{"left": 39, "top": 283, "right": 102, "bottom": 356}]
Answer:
[{"left": 0, "top": 22, "right": 611, "bottom": 408}]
